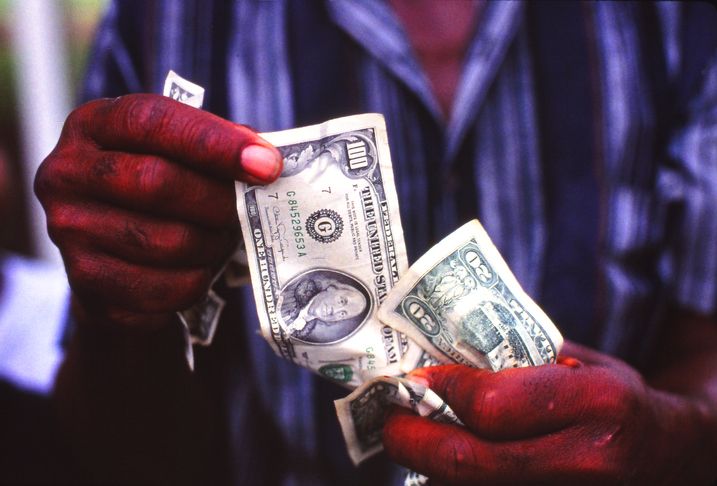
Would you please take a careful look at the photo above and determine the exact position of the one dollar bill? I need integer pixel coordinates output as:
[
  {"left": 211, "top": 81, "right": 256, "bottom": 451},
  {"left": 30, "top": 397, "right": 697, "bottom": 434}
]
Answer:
[
  {"left": 379, "top": 219, "right": 563, "bottom": 372},
  {"left": 237, "top": 114, "right": 417, "bottom": 388}
]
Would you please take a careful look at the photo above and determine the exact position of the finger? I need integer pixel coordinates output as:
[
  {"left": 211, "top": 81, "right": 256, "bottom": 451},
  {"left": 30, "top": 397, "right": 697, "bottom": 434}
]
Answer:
[
  {"left": 43, "top": 150, "right": 238, "bottom": 229},
  {"left": 384, "top": 408, "right": 483, "bottom": 485},
  {"left": 384, "top": 409, "right": 610, "bottom": 485},
  {"left": 46, "top": 200, "right": 238, "bottom": 268},
  {"left": 63, "top": 247, "right": 214, "bottom": 314},
  {"left": 64, "top": 95, "right": 282, "bottom": 182},
  {"left": 409, "top": 364, "right": 586, "bottom": 440}
]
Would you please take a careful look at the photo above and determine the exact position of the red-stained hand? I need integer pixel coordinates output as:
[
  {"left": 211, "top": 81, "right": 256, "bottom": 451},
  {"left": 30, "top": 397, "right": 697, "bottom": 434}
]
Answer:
[
  {"left": 384, "top": 341, "right": 713, "bottom": 485},
  {"left": 35, "top": 94, "right": 282, "bottom": 329}
]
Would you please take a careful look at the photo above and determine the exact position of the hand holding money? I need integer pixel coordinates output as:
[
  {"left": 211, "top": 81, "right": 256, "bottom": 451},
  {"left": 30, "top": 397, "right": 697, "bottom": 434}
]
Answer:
[
  {"left": 335, "top": 218, "right": 564, "bottom": 471},
  {"left": 382, "top": 343, "right": 695, "bottom": 485},
  {"left": 35, "top": 93, "right": 282, "bottom": 330},
  {"left": 37, "top": 90, "right": 285, "bottom": 484}
]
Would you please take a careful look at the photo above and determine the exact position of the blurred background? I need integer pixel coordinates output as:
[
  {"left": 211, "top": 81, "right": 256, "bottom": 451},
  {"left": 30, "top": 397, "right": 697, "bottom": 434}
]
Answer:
[
  {"left": 0, "top": 0, "right": 109, "bottom": 410},
  {"left": 0, "top": 5, "right": 109, "bottom": 481},
  {"left": 0, "top": 0, "right": 108, "bottom": 263}
]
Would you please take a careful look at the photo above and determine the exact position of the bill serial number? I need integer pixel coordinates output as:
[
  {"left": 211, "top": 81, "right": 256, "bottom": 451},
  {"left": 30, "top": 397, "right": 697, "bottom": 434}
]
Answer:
[{"left": 286, "top": 191, "right": 307, "bottom": 257}]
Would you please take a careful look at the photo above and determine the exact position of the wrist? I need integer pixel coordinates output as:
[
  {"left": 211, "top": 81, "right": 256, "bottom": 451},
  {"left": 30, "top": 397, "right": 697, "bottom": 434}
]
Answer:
[{"left": 56, "top": 299, "right": 208, "bottom": 486}]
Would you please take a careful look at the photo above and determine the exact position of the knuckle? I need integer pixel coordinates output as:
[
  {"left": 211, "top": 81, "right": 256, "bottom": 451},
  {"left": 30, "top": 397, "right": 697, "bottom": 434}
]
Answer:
[
  {"left": 90, "top": 153, "right": 119, "bottom": 180},
  {"left": 44, "top": 203, "right": 69, "bottom": 233},
  {"left": 36, "top": 147, "right": 93, "bottom": 204},
  {"left": 120, "top": 220, "right": 152, "bottom": 251},
  {"left": 156, "top": 224, "right": 202, "bottom": 260},
  {"left": 178, "top": 119, "right": 210, "bottom": 152},
  {"left": 34, "top": 149, "right": 72, "bottom": 202},
  {"left": 171, "top": 268, "right": 213, "bottom": 309},
  {"left": 64, "top": 250, "right": 100, "bottom": 293},
  {"left": 137, "top": 156, "right": 172, "bottom": 199},
  {"left": 169, "top": 224, "right": 198, "bottom": 251},
  {"left": 117, "top": 94, "right": 172, "bottom": 140},
  {"left": 63, "top": 99, "right": 108, "bottom": 141},
  {"left": 63, "top": 102, "right": 92, "bottom": 132},
  {"left": 119, "top": 220, "right": 208, "bottom": 265},
  {"left": 33, "top": 159, "right": 54, "bottom": 201},
  {"left": 44, "top": 204, "right": 80, "bottom": 245}
]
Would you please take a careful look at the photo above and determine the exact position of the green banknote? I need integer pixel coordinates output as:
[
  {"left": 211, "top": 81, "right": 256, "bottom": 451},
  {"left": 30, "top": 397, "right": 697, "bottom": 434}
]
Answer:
[{"left": 379, "top": 219, "right": 563, "bottom": 372}]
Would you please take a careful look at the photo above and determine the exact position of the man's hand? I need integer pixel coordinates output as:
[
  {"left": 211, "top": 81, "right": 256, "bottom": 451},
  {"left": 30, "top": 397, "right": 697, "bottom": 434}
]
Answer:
[
  {"left": 384, "top": 341, "right": 717, "bottom": 485},
  {"left": 35, "top": 94, "right": 282, "bottom": 329},
  {"left": 36, "top": 94, "right": 282, "bottom": 483}
]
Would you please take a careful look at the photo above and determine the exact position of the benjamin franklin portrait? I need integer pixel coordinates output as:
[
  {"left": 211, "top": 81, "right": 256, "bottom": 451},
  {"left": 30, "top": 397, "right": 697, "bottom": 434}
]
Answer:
[{"left": 278, "top": 270, "right": 372, "bottom": 344}]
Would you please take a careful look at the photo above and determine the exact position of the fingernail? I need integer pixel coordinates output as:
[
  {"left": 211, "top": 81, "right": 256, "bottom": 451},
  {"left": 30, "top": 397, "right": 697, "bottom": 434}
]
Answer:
[
  {"left": 240, "top": 144, "right": 282, "bottom": 181},
  {"left": 406, "top": 369, "right": 430, "bottom": 387},
  {"left": 557, "top": 356, "right": 583, "bottom": 368}
]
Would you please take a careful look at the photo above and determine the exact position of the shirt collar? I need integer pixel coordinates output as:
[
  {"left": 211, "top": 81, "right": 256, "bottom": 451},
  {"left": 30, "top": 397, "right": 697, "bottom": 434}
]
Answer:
[
  {"left": 326, "top": 0, "right": 524, "bottom": 161},
  {"left": 446, "top": 1, "right": 524, "bottom": 160},
  {"left": 326, "top": 0, "right": 442, "bottom": 119}
]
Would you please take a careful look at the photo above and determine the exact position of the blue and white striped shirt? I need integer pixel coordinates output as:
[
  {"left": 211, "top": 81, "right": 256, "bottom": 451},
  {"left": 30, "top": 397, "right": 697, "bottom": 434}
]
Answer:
[{"left": 82, "top": 1, "right": 717, "bottom": 484}]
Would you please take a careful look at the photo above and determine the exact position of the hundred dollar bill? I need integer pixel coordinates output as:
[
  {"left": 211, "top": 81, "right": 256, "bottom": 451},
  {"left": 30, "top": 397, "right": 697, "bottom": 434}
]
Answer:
[
  {"left": 379, "top": 219, "right": 563, "bottom": 372},
  {"left": 237, "top": 114, "right": 415, "bottom": 388},
  {"left": 335, "top": 375, "right": 462, "bottom": 465}
]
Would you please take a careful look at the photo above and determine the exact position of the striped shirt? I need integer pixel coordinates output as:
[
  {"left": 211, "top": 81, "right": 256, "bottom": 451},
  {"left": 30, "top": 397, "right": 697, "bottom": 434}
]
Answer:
[{"left": 82, "top": 1, "right": 717, "bottom": 484}]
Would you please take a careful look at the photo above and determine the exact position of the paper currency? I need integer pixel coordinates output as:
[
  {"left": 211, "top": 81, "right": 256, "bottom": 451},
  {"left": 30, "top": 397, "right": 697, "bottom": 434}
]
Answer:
[
  {"left": 379, "top": 219, "right": 563, "bottom": 372},
  {"left": 335, "top": 375, "right": 462, "bottom": 465},
  {"left": 163, "top": 70, "right": 205, "bottom": 108},
  {"left": 403, "top": 471, "right": 430, "bottom": 486},
  {"left": 177, "top": 289, "right": 225, "bottom": 346},
  {"left": 337, "top": 220, "right": 563, "bottom": 468},
  {"left": 237, "top": 114, "right": 416, "bottom": 387}
]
